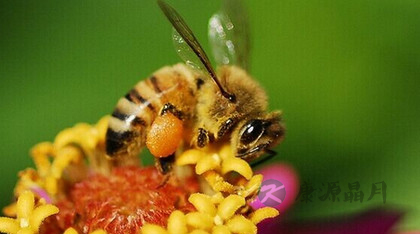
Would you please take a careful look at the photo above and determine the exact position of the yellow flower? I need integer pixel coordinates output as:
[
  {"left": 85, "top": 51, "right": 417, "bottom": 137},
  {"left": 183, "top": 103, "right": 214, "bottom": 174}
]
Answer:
[
  {"left": 177, "top": 145, "right": 262, "bottom": 201},
  {"left": 2, "top": 116, "right": 280, "bottom": 233},
  {"left": 141, "top": 145, "right": 279, "bottom": 234},
  {"left": 177, "top": 145, "right": 252, "bottom": 179},
  {"left": 4, "top": 116, "right": 113, "bottom": 218},
  {"left": 0, "top": 191, "right": 58, "bottom": 234},
  {"left": 141, "top": 193, "right": 279, "bottom": 234},
  {"left": 30, "top": 143, "right": 83, "bottom": 196}
]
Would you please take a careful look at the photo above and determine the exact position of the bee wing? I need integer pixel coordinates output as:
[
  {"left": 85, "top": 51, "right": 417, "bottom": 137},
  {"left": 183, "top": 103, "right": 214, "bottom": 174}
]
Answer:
[
  {"left": 208, "top": 0, "right": 251, "bottom": 70},
  {"left": 158, "top": 0, "right": 214, "bottom": 75},
  {"left": 172, "top": 29, "right": 206, "bottom": 73},
  {"left": 158, "top": 0, "right": 236, "bottom": 102}
]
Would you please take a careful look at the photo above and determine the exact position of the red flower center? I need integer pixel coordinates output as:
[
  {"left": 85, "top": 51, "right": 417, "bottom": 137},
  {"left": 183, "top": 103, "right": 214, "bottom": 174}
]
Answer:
[{"left": 41, "top": 166, "right": 198, "bottom": 234}]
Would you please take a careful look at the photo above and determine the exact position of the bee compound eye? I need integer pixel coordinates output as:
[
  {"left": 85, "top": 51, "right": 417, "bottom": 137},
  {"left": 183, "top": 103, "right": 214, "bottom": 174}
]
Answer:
[{"left": 240, "top": 119, "right": 264, "bottom": 144}]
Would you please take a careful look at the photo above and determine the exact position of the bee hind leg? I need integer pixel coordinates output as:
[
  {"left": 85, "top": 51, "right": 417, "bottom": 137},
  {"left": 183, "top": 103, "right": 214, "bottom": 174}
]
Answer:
[
  {"left": 155, "top": 153, "right": 175, "bottom": 188},
  {"left": 156, "top": 153, "right": 175, "bottom": 174},
  {"left": 160, "top": 103, "right": 183, "bottom": 119}
]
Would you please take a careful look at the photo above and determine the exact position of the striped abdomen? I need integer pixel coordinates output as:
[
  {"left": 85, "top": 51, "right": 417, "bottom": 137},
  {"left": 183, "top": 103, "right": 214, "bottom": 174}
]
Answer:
[{"left": 105, "top": 64, "right": 197, "bottom": 158}]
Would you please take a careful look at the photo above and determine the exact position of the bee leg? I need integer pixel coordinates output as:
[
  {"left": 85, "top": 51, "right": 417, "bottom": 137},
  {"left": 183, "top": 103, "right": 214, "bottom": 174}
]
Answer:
[
  {"left": 160, "top": 103, "right": 183, "bottom": 119},
  {"left": 156, "top": 174, "right": 171, "bottom": 189},
  {"left": 197, "top": 128, "right": 214, "bottom": 148},
  {"left": 155, "top": 153, "right": 175, "bottom": 188},
  {"left": 217, "top": 118, "right": 237, "bottom": 139},
  {"left": 156, "top": 153, "right": 175, "bottom": 174}
]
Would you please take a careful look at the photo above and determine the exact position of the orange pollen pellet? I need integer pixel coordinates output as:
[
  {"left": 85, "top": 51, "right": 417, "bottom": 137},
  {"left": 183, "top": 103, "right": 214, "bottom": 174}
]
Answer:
[{"left": 146, "top": 112, "right": 184, "bottom": 158}]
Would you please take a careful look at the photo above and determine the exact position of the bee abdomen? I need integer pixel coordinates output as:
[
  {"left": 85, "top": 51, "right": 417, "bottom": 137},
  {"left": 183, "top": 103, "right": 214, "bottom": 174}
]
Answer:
[
  {"left": 105, "top": 64, "right": 197, "bottom": 158},
  {"left": 111, "top": 109, "right": 147, "bottom": 127},
  {"left": 105, "top": 74, "right": 172, "bottom": 157},
  {"left": 106, "top": 109, "right": 148, "bottom": 157},
  {"left": 105, "top": 128, "right": 134, "bottom": 156},
  {"left": 106, "top": 101, "right": 157, "bottom": 157}
]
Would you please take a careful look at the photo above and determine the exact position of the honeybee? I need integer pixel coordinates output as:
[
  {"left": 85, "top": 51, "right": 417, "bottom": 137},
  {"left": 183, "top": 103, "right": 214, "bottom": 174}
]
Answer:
[{"left": 106, "top": 0, "right": 285, "bottom": 174}]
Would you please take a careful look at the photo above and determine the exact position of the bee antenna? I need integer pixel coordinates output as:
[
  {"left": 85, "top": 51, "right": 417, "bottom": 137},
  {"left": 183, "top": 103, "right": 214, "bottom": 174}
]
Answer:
[{"left": 157, "top": 0, "right": 236, "bottom": 103}]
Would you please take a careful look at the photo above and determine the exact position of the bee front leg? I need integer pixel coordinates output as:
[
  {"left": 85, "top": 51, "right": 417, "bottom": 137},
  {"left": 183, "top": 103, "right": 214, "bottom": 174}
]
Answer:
[
  {"left": 217, "top": 118, "right": 237, "bottom": 139},
  {"left": 196, "top": 128, "right": 214, "bottom": 148},
  {"left": 193, "top": 118, "right": 234, "bottom": 148}
]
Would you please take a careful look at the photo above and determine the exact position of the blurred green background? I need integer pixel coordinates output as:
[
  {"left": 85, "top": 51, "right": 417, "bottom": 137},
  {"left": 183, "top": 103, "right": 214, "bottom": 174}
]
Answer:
[{"left": 1, "top": 0, "right": 419, "bottom": 231}]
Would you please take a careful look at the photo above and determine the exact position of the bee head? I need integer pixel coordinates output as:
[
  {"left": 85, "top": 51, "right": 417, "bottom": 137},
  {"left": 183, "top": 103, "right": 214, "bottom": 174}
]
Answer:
[{"left": 233, "top": 111, "right": 285, "bottom": 161}]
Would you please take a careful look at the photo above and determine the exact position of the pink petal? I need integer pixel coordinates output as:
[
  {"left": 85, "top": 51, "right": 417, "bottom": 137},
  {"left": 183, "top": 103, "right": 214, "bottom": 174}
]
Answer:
[
  {"left": 251, "top": 163, "right": 299, "bottom": 214},
  {"left": 258, "top": 208, "right": 403, "bottom": 234}
]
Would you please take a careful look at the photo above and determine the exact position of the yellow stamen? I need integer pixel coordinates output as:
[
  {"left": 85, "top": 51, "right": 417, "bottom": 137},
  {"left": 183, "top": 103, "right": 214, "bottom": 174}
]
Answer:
[
  {"left": 16, "top": 227, "right": 33, "bottom": 234},
  {"left": 188, "top": 193, "right": 216, "bottom": 216},
  {"left": 63, "top": 227, "right": 79, "bottom": 234},
  {"left": 1, "top": 191, "right": 59, "bottom": 234},
  {"left": 203, "top": 171, "right": 234, "bottom": 193},
  {"left": 95, "top": 116, "right": 110, "bottom": 144},
  {"left": 210, "top": 192, "right": 224, "bottom": 204},
  {"left": 189, "top": 230, "right": 209, "bottom": 234},
  {"left": 226, "top": 215, "right": 257, "bottom": 234},
  {"left": 196, "top": 154, "right": 221, "bottom": 174},
  {"left": 241, "top": 174, "right": 263, "bottom": 198},
  {"left": 45, "top": 175, "right": 57, "bottom": 195},
  {"left": 250, "top": 207, "right": 279, "bottom": 224},
  {"left": 176, "top": 149, "right": 205, "bottom": 166},
  {"left": 30, "top": 142, "right": 54, "bottom": 178},
  {"left": 2, "top": 203, "right": 17, "bottom": 218},
  {"left": 0, "top": 217, "right": 19, "bottom": 234},
  {"left": 51, "top": 146, "right": 82, "bottom": 178},
  {"left": 29, "top": 204, "right": 59, "bottom": 230},
  {"left": 221, "top": 157, "right": 252, "bottom": 180},
  {"left": 218, "top": 144, "right": 233, "bottom": 160},
  {"left": 16, "top": 191, "right": 34, "bottom": 221},
  {"left": 212, "top": 225, "right": 231, "bottom": 234},
  {"left": 167, "top": 210, "right": 187, "bottom": 234},
  {"left": 217, "top": 195, "right": 245, "bottom": 221},
  {"left": 185, "top": 212, "right": 213, "bottom": 230}
]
